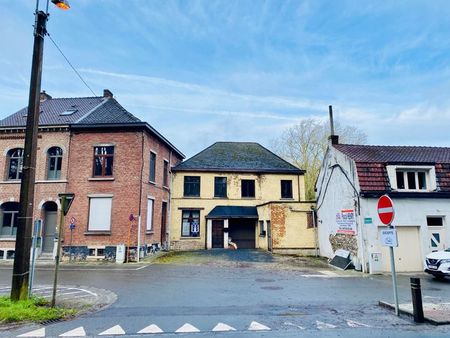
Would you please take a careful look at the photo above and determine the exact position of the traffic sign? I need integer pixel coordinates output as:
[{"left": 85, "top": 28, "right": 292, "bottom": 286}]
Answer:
[
  {"left": 70, "top": 217, "right": 76, "bottom": 225},
  {"left": 377, "top": 195, "right": 395, "bottom": 225},
  {"left": 380, "top": 228, "right": 398, "bottom": 247}
]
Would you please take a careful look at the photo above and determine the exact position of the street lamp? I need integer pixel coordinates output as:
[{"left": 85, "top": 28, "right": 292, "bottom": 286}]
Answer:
[{"left": 11, "top": 0, "right": 70, "bottom": 302}]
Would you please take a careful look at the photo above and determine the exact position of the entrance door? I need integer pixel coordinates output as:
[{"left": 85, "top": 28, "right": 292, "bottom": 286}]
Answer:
[
  {"left": 212, "top": 220, "right": 224, "bottom": 248},
  {"left": 42, "top": 210, "right": 57, "bottom": 253},
  {"left": 267, "top": 220, "right": 272, "bottom": 252},
  {"left": 160, "top": 202, "right": 167, "bottom": 245}
]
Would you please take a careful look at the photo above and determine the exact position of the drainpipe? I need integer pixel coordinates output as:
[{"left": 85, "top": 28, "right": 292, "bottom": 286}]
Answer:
[
  {"left": 166, "top": 150, "right": 173, "bottom": 251},
  {"left": 136, "top": 131, "right": 145, "bottom": 262}
]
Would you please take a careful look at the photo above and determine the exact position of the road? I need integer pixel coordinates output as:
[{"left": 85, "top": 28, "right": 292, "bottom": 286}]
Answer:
[{"left": 1, "top": 250, "right": 449, "bottom": 337}]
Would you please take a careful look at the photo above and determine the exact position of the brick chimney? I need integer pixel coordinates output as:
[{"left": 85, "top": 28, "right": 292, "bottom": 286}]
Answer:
[
  {"left": 40, "top": 90, "right": 52, "bottom": 101},
  {"left": 103, "top": 89, "right": 113, "bottom": 98}
]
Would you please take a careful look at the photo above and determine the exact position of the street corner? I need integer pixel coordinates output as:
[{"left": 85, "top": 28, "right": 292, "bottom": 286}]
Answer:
[{"left": 379, "top": 300, "right": 450, "bottom": 326}]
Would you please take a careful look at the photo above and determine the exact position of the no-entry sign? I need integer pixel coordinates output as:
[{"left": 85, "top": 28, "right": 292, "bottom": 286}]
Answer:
[{"left": 377, "top": 195, "right": 395, "bottom": 225}]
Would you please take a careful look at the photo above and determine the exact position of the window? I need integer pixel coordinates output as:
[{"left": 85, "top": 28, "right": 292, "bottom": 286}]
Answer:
[
  {"left": 7, "top": 148, "right": 23, "bottom": 180},
  {"left": 163, "top": 160, "right": 169, "bottom": 187},
  {"left": 146, "top": 198, "right": 154, "bottom": 231},
  {"left": 88, "top": 197, "right": 112, "bottom": 231},
  {"left": 241, "top": 179, "right": 255, "bottom": 198},
  {"left": 281, "top": 180, "right": 293, "bottom": 199},
  {"left": 181, "top": 210, "right": 200, "bottom": 237},
  {"left": 149, "top": 152, "right": 156, "bottom": 183},
  {"left": 214, "top": 177, "right": 227, "bottom": 198},
  {"left": 184, "top": 176, "right": 200, "bottom": 197},
  {"left": 0, "top": 202, "right": 19, "bottom": 237},
  {"left": 259, "top": 220, "right": 266, "bottom": 236},
  {"left": 395, "top": 170, "right": 427, "bottom": 190},
  {"left": 47, "top": 147, "right": 63, "bottom": 180},
  {"left": 93, "top": 146, "right": 114, "bottom": 177},
  {"left": 427, "top": 216, "right": 444, "bottom": 226},
  {"left": 307, "top": 211, "right": 317, "bottom": 229}
]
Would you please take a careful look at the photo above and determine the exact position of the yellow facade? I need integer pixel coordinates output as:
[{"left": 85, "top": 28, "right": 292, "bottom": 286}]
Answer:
[{"left": 169, "top": 171, "right": 316, "bottom": 253}]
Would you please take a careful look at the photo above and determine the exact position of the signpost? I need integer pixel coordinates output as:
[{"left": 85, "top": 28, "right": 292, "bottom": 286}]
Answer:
[
  {"left": 28, "top": 219, "right": 42, "bottom": 298},
  {"left": 377, "top": 195, "right": 399, "bottom": 315},
  {"left": 69, "top": 217, "right": 76, "bottom": 262}
]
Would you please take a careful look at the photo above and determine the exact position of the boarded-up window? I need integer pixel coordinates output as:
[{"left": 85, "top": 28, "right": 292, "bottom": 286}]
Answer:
[{"left": 88, "top": 197, "right": 112, "bottom": 231}]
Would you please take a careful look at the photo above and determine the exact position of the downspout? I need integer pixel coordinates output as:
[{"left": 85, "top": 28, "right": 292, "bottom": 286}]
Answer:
[
  {"left": 166, "top": 150, "right": 173, "bottom": 251},
  {"left": 297, "top": 174, "right": 301, "bottom": 202},
  {"left": 136, "top": 131, "right": 145, "bottom": 262}
]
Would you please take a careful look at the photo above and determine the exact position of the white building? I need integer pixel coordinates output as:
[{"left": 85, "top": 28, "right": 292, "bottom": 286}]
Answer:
[{"left": 316, "top": 136, "right": 450, "bottom": 273}]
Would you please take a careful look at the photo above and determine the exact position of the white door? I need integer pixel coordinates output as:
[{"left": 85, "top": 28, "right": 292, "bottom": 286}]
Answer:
[
  {"left": 429, "top": 228, "right": 446, "bottom": 251},
  {"left": 380, "top": 226, "right": 423, "bottom": 272}
]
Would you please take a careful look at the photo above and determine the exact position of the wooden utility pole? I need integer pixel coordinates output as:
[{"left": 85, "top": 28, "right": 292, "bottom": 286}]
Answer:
[{"left": 11, "top": 10, "right": 47, "bottom": 301}]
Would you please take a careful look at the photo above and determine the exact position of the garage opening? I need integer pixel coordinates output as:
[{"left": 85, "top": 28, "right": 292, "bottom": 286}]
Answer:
[{"left": 228, "top": 219, "right": 256, "bottom": 249}]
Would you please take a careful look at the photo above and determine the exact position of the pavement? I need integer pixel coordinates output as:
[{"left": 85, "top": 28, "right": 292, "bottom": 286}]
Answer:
[{"left": 0, "top": 250, "right": 448, "bottom": 337}]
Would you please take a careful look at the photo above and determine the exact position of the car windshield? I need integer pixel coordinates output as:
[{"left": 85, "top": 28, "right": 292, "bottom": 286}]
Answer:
[{"left": 446, "top": 248, "right": 450, "bottom": 252}]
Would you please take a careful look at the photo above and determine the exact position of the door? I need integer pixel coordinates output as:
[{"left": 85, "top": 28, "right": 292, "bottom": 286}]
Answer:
[
  {"left": 429, "top": 228, "right": 446, "bottom": 251},
  {"left": 160, "top": 202, "right": 167, "bottom": 245},
  {"left": 212, "top": 220, "right": 224, "bottom": 248},
  {"left": 42, "top": 211, "right": 57, "bottom": 253},
  {"left": 267, "top": 220, "right": 272, "bottom": 252},
  {"left": 228, "top": 219, "right": 256, "bottom": 249}
]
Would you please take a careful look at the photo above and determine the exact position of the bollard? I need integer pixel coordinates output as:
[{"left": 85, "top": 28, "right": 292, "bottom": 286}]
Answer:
[{"left": 410, "top": 277, "right": 424, "bottom": 323}]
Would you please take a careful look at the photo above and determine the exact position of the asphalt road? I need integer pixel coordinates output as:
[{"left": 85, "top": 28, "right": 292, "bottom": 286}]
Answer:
[{"left": 1, "top": 250, "right": 449, "bottom": 337}]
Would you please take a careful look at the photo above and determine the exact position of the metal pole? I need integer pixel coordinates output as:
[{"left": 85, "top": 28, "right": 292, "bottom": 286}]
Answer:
[
  {"left": 389, "top": 240, "right": 399, "bottom": 316},
  {"left": 51, "top": 198, "right": 65, "bottom": 307},
  {"left": 137, "top": 215, "right": 141, "bottom": 263},
  {"left": 11, "top": 10, "right": 48, "bottom": 301},
  {"left": 69, "top": 228, "right": 73, "bottom": 262},
  {"left": 410, "top": 277, "right": 424, "bottom": 323},
  {"left": 28, "top": 220, "right": 40, "bottom": 298}
]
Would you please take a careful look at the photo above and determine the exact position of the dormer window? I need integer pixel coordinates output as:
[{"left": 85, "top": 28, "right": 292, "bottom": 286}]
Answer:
[
  {"left": 387, "top": 165, "right": 436, "bottom": 192},
  {"left": 396, "top": 170, "right": 427, "bottom": 190}
]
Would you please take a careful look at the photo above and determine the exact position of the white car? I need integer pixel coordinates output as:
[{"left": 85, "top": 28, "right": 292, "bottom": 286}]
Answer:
[{"left": 425, "top": 248, "right": 450, "bottom": 279}]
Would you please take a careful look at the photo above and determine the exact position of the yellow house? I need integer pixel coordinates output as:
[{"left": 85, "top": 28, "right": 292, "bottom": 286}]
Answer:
[{"left": 169, "top": 142, "right": 317, "bottom": 254}]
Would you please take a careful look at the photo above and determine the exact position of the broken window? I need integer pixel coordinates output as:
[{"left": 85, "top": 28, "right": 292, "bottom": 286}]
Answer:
[
  {"left": 281, "top": 180, "right": 293, "bottom": 199},
  {"left": 241, "top": 179, "right": 255, "bottom": 198},
  {"left": 181, "top": 210, "right": 200, "bottom": 237},
  {"left": 93, "top": 146, "right": 114, "bottom": 177}
]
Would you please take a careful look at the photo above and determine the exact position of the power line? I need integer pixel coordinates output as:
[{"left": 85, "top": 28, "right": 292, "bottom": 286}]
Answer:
[{"left": 46, "top": 32, "right": 97, "bottom": 97}]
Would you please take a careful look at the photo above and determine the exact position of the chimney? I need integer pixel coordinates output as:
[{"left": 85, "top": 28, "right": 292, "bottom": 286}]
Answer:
[
  {"left": 103, "top": 89, "right": 113, "bottom": 98},
  {"left": 328, "top": 105, "right": 339, "bottom": 145},
  {"left": 40, "top": 90, "right": 52, "bottom": 101}
]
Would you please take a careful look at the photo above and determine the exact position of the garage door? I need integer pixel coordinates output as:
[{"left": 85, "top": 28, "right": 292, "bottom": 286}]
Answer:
[
  {"left": 228, "top": 219, "right": 256, "bottom": 249},
  {"left": 380, "top": 226, "right": 423, "bottom": 272}
]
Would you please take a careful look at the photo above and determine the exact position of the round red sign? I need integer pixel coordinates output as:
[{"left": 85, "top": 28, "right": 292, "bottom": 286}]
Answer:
[{"left": 377, "top": 195, "right": 395, "bottom": 225}]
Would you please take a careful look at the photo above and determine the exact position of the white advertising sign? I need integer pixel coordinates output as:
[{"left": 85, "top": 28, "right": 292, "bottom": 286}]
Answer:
[
  {"left": 335, "top": 209, "right": 357, "bottom": 235},
  {"left": 380, "top": 228, "right": 398, "bottom": 247}
]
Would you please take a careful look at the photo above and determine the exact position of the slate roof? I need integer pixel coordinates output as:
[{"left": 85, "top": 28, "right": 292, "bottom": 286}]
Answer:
[
  {"left": 206, "top": 206, "right": 258, "bottom": 219},
  {"left": 0, "top": 96, "right": 141, "bottom": 127},
  {"left": 333, "top": 144, "right": 450, "bottom": 195},
  {"left": 173, "top": 142, "right": 304, "bottom": 174}
]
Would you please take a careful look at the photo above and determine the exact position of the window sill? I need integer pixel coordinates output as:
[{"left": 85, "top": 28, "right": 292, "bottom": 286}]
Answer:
[
  {"left": 146, "top": 231, "right": 154, "bottom": 235},
  {"left": 149, "top": 181, "right": 156, "bottom": 185},
  {"left": 0, "top": 181, "right": 21, "bottom": 184},
  {"left": 393, "top": 189, "right": 431, "bottom": 193},
  {"left": 259, "top": 235, "right": 266, "bottom": 238},
  {"left": 214, "top": 196, "right": 228, "bottom": 199},
  {"left": 88, "top": 177, "right": 115, "bottom": 181},
  {"left": 180, "top": 237, "right": 202, "bottom": 240},
  {"left": 183, "top": 196, "right": 201, "bottom": 199},
  {"left": 0, "top": 237, "right": 16, "bottom": 241},
  {"left": 163, "top": 185, "right": 170, "bottom": 191},
  {"left": 36, "top": 179, "right": 68, "bottom": 184},
  {"left": 84, "top": 231, "right": 111, "bottom": 236},
  {"left": 241, "top": 197, "right": 256, "bottom": 199},
  {"left": 280, "top": 197, "right": 294, "bottom": 200}
]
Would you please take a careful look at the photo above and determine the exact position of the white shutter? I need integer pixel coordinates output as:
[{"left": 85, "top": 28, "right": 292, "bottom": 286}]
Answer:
[
  {"left": 146, "top": 199, "right": 154, "bottom": 231},
  {"left": 88, "top": 198, "right": 112, "bottom": 231}
]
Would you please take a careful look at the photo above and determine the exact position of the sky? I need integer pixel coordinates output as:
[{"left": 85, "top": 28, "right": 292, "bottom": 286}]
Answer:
[{"left": 1, "top": 1, "right": 450, "bottom": 157}]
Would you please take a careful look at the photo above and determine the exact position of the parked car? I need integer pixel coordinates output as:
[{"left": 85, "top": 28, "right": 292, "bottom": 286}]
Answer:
[{"left": 425, "top": 248, "right": 450, "bottom": 279}]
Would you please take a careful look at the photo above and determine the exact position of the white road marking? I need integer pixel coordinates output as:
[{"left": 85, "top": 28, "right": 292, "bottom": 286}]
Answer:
[
  {"left": 175, "top": 323, "right": 200, "bottom": 333},
  {"left": 17, "top": 328, "right": 45, "bottom": 337},
  {"left": 248, "top": 321, "right": 271, "bottom": 331},
  {"left": 346, "top": 320, "right": 370, "bottom": 328},
  {"left": 135, "top": 265, "right": 148, "bottom": 270},
  {"left": 283, "top": 321, "right": 305, "bottom": 330},
  {"left": 212, "top": 323, "right": 236, "bottom": 331},
  {"left": 98, "top": 325, "right": 125, "bottom": 335},
  {"left": 137, "top": 324, "right": 164, "bottom": 334},
  {"left": 316, "top": 321, "right": 337, "bottom": 329},
  {"left": 59, "top": 326, "right": 86, "bottom": 336}
]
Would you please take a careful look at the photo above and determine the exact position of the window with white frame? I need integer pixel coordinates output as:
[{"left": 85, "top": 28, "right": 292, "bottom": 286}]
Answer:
[
  {"left": 88, "top": 197, "right": 112, "bottom": 231},
  {"left": 146, "top": 198, "right": 154, "bottom": 231},
  {"left": 396, "top": 170, "right": 427, "bottom": 190}
]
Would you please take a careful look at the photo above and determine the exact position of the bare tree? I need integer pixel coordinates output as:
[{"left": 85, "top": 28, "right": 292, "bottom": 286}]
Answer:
[{"left": 271, "top": 119, "right": 367, "bottom": 200}]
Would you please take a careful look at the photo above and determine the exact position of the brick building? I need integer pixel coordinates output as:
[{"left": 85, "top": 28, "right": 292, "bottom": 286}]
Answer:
[{"left": 0, "top": 90, "right": 183, "bottom": 261}]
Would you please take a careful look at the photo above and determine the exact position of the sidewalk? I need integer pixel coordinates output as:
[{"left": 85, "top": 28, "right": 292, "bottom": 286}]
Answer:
[{"left": 379, "top": 301, "right": 450, "bottom": 325}]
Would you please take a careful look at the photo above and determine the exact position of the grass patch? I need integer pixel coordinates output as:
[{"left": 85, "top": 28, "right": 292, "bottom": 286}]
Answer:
[{"left": 0, "top": 296, "right": 77, "bottom": 323}]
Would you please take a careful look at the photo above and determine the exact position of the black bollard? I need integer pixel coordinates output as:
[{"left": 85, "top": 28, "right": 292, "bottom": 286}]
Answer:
[{"left": 410, "top": 277, "right": 424, "bottom": 323}]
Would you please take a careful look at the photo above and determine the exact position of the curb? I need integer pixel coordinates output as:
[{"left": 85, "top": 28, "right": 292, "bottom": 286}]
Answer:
[{"left": 378, "top": 301, "right": 450, "bottom": 326}]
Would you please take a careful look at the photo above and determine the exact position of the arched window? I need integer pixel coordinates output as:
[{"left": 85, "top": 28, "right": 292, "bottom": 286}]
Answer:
[
  {"left": 0, "top": 202, "right": 19, "bottom": 237},
  {"left": 7, "top": 148, "right": 23, "bottom": 180},
  {"left": 47, "top": 147, "right": 63, "bottom": 180}
]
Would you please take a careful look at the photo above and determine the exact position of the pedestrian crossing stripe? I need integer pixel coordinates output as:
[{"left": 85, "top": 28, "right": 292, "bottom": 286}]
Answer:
[
  {"left": 98, "top": 325, "right": 125, "bottom": 335},
  {"left": 137, "top": 324, "right": 164, "bottom": 334},
  {"left": 316, "top": 321, "right": 337, "bottom": 329},
  {"left": 346, "top": 320, "right": 370, "bottom": 328},
  {"left": 17, "top": 328, "right": 45, "bottom": 337},
  {"left": 175, "top": 323, "right": 200, "bottom": 333},
  {"left": 248, "top": 321, "right": 271, "bottom": 331},
  {"left": 59, "top": 326, "right": 86, "bottom": 337},
  {"left": 212, "top": 323, "right": 236, "bottom": 331}
]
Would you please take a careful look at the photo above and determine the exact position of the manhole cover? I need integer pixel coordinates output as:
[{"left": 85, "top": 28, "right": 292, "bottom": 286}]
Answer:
[
  {"left": 255, "top": 278, "right": 275, "bottom": 283},
  {"left": 261, "top": 286, "right": 283, "bottom": 290}
]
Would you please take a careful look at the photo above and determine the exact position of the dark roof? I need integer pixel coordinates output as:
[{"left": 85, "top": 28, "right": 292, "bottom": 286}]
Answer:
[
  {"left": 333, "top": 144, "right": 450, "bottom": 195},
  {"left": 0, "top": 95, "right": 184, "bottom": 158},
  {"left": 173, "top": 142, "right": 303, "bottom": 174},
  {"left": 206, "top": 206, "right": 258, "bottom": 219},
  {"left": 334, "top": 144, "right": 450, "bottom": 163}
]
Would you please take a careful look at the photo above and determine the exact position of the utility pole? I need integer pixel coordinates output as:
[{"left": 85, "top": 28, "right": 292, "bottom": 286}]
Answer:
[{"left": 11, "top": 10, "right": 48, "bottom": 301}]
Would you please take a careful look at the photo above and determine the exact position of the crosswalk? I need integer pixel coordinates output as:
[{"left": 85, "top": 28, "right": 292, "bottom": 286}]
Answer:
[{"left": 16, "top": 319, "right": 372, "bottom": 337}]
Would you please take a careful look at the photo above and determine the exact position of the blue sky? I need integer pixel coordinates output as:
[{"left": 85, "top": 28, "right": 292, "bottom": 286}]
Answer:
[{"left": 1, "top": 1, "right": 450, "bottom": 157}]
